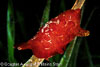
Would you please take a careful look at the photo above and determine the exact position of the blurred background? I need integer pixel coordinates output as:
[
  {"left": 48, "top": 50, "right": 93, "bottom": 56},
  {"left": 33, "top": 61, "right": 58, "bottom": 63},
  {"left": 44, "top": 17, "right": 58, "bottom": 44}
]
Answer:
[{"left": 0, "top": 0, "right": 100, "bottom": 67}]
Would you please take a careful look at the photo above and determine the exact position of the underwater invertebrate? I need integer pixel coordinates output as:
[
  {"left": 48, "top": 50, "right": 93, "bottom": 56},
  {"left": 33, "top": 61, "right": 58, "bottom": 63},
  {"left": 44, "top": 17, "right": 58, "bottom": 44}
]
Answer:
[
  {"left": 15, "top": 0, "right": 89, "bottom": 67},
  {"left": 17, "top": 9, "right": 89, "bottom": 59}
]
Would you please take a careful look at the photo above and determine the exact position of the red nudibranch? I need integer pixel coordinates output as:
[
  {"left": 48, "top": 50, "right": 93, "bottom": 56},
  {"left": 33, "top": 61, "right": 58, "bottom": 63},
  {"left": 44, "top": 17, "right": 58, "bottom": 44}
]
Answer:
[{"left": 16, "top": 9, "right": 90, "bottom": 59}]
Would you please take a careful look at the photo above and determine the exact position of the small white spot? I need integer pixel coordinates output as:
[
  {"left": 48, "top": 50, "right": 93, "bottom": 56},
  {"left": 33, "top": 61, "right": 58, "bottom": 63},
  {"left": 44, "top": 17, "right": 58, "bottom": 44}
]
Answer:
[
  {"left": 45, "top": 33, "right": 49, "bottom": 35},
  {"left": 48, "top": 40, "right": 52, "bottom": 44},
  {"left": 65, "top": 21, "right": 68, "bottom": 27},
  {"left": 45, "top": 29, "right": 49, "bottom": 32},
  {"left": 59, "top": 35, "right": 63, "bottom": 37},
  {"left": 49, "top": 21, "right": 52, "bottom": 23},
  {"left": 41, "top": 24, "right": 49, "bottom": 33},
  {"left": 55, "top": 16, "right": 58, "bottom": 19},
  {"left": 69, "top": 16, "right": 72, "bottom": 20},
  {"left": 63, "top": 14, "right": 65, "bottom": 16},
  {"left": 68, "top": 20, "right": 72, "bottom": 22},
  {"left": 44, "top": 24, "right": 49, "bottom": 28},
  {"left": 45, "top": 48, "right": 50, "bottom": 50},
  {"left": 45, "top": 33, "right": 50, "bottom": 37},
  {"left": 56, "top": 20, "right": 60, "bottom": 24},
  {"left": 31, "top": 38, "right": 34, "bottom": 40},
  {"left": 48, "top": 21, "right": 53, "bottom": 24},
  {"left": 50, "top": 29, "right": 53, "bottom": 31},
  {"left": 41, "top": 28, "right": 44, "bottom": 33},
  {"left": 33, "top": 36, "right": 37, "bottom": 39},
  {"left": 17, "top": 47, "right": 22, "bottom": 50},
  {"left": 48, "top": 35, "right": 50, "bottom": 37},
  {"left": 53, "top": 20, "right": 60, "bottom": 24}
]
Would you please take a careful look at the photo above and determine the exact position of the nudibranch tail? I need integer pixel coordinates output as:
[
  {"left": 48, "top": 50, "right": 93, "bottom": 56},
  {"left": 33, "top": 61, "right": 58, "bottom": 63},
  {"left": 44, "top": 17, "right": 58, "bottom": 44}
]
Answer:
[
  {"left": 76, "top": 28, "right": 90, "bottom": 37},
  {"left": 16, "top": 43, "right": 31, "bottom": 50}
]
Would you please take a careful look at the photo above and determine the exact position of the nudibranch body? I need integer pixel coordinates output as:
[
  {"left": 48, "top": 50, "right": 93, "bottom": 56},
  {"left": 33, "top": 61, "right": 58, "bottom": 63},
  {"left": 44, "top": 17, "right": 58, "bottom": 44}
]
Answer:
[{"left": 17, "top": 9, "right": 90, "bottom": 59}]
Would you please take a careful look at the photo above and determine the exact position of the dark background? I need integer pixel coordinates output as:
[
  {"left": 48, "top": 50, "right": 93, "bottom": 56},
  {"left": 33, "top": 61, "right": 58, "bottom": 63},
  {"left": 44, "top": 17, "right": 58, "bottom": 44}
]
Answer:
[{"left": 0, "top": 0, "right": 100, "bottom": 67}]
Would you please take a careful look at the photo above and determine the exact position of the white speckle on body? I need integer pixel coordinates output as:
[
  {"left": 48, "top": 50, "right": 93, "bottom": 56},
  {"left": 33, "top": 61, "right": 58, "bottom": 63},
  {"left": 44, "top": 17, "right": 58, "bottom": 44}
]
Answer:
[
  {"left": 59, "top": 35, "right": 64, "bottom": 37},
  {"left": 56, "top": 20, "right": 60, "bottom": 24},
  {"left": 50, "top": 29, "right": 53, "bottom": 31},
  {"left": 68, "top": 20, "right": 72, "bottom": 22},
  {"left": 44, "top": 24, "right": 49, "bottom": 28},
  {"left": 63, "top": 14, "right": 65, "bottom": 16},
  {"left": 31, "top": 38, "right": 34, "bottom": 40},
  {"left": 55, "top": 16, "right": 58, "bottom": 19},
  {"left": 48, "top": 21, "right": 53, "bottom": 24},
  {"left": 53, "top": 20, "right": 60, "bottom": 25},
  {"left": 65, "top": 21, "right": 68, "bottom": 27},
  {"left": 45, "top": 33, "right": 49, "bottom": 35},
  {"left": 45, "top": 33, "right": 50, "bottom": 37},
  {"left": 48, "top": 20, "right": 60, "bottom": 25},
  {"left": 41, "top": 28, "right": 44, "bottom": 33},
  {"left": 45, "top": 28, "right": 53, "bottom": 32},
  {"left": 45, "top": 29, "right": 49, "bottom": 32},
  {"left": 48, "top": 40, "right": 52, "bottom": 44},
  {"left": 33, "top": 36, "right": 37, "bottom": 40},
  {"left": 41, "top": 24, "right": 49, "bottom": 33},
  {"left": 45, "top": 48, "right": 50, "bottom": 50},
  {"left": 69, "top": 16, "right": 71, "bottom": 19}
]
